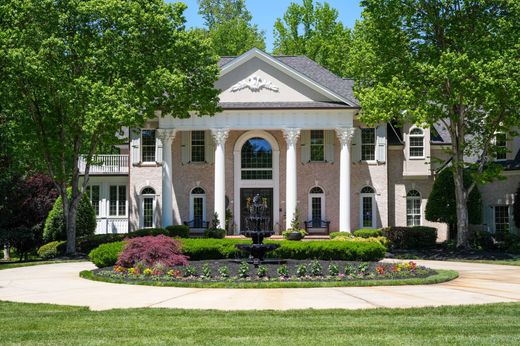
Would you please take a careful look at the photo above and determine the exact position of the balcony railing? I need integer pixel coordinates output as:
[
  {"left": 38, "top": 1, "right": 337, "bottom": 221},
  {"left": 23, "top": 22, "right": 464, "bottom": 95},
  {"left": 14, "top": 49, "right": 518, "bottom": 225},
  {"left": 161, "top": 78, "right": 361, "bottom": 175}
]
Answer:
[{"left": 79, "top": 155, "right": 129, "bottom": 174}]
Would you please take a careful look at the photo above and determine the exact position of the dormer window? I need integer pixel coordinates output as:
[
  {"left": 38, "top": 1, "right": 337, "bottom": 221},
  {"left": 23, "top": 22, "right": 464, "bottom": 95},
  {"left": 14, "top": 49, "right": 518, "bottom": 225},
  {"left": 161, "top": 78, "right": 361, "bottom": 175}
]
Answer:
[
  {"left": 409, "top": 128, "right": 424, "bottom": 158},
  {"left": 495, "top": 133, "right": 507, "bottom": 160}
]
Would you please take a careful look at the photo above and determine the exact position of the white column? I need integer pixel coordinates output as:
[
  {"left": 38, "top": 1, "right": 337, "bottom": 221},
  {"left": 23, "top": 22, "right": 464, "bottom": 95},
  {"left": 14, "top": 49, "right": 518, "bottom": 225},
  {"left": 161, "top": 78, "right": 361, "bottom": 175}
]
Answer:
[
  {"left": 283, "top": 128, "right": 300, "bottom": 230},
  {"left": 212, "top": 128, "right": 229, "bottom": 229},
  {"left": 336, "top": 128, "right": 355, "bottom": 232},
  {"left": 157, "top": 129, "right": 176, "bottom": 227}
]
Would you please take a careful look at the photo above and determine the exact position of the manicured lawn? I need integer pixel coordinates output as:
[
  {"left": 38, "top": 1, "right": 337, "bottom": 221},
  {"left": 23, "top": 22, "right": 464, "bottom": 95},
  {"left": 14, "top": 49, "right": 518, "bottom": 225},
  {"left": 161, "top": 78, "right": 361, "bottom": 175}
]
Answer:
[{"left": 0, "top": 301, "right": 520, "bottom": 345}]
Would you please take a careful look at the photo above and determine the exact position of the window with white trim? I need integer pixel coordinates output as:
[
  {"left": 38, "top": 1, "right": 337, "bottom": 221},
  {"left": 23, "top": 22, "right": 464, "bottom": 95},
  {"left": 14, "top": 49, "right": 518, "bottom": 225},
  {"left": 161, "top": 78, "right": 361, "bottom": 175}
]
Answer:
[
  {"left": 495, "top": 133, "right": 507, "bottom": 160},
  {"left": 86, "top": 185, "right": 100, "bottom": 216},
  {"left": 191, "top": 131, "right": 205, "bottom": 162},
  {"left": 406, "top": 190, "right": 421, "bottom": 226},
  {"left": 361, "top": 128, "right": 376, "bottom": 161},
  {"left": 109, "top": 185, "right": 126, "bottom": 216},
  {"left": 360, "top": 186, "right": 376, "bottom": 228},
  {"left": 141, "top": 187, "right": 155, "bottom": 228},
  {"left": 409, "top": 128, "right": 424, "bottom": 158},
  {"left": 494, "top": 205, "right": 510, "bottom": 234},
  {"left": 241, "top": 137, "right": 272, "bottom": 180},
  {"left": 308, "top": 186, "right": 325, "bottom": 227},
  {"left": 141, "top": 130, "right": 156, "bottom": 162},
  {"left": 190, "top": 187, "right": 206, "bottom": 228},
  {"left": 310, "top": 130, "right": 324, "bottom": 162}
]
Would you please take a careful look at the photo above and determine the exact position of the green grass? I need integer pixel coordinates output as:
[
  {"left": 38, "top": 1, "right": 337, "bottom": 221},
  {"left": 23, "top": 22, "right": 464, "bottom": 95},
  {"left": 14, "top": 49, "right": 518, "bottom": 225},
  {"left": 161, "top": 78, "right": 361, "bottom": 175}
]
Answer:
[
  {"left": 0, "top": 301, "right": 520, "bottom": 345},
  {"left": 80, "top": 269, "right": 458, "bottom": 288},
  {"left": 0, "top": 259, "right": 82, "bottom": 271}
]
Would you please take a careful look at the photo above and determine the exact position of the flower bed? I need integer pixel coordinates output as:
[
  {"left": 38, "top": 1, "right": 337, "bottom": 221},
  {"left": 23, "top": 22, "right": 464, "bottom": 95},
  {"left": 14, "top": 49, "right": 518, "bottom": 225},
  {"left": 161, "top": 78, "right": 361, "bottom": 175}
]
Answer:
[{"left": 83, "top": 260, "right": 455, "bottom": 289}]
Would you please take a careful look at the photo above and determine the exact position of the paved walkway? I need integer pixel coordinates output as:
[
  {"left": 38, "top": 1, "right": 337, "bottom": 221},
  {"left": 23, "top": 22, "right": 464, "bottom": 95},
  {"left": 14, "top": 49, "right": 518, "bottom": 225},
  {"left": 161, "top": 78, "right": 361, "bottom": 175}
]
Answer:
[{"left": 1, "top": 260, "right": 519, "bottom": 311}]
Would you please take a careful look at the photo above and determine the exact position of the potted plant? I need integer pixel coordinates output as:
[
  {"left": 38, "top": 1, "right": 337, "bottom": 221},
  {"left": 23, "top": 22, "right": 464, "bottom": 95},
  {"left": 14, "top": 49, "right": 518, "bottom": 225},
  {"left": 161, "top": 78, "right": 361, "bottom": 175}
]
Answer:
[{"left": 282, "top": 210, "right": 307, "bottom": 241}]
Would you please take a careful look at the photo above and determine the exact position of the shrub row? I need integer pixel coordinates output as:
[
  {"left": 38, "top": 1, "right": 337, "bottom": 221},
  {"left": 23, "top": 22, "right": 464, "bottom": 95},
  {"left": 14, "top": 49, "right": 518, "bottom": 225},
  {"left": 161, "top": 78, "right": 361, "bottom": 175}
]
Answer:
[
  {"left": 76, "top": 225, "right": 190, "bottom": 254},
  {"left": 353, "top": 228, "right": 383, "bottom": 238},
  {"left": 382, "top": 226, "right": 437, "bottom": 249},
  {"left": 88, "top": 238, "right": 387, "bottom": 268}
]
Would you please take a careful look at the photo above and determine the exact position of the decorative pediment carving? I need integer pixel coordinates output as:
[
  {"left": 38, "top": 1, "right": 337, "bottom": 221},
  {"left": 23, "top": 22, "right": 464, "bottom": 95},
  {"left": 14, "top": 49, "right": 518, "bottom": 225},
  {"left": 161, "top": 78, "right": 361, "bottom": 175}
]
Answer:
[{"left": 231, "top": 74, "right": 279, "bottom": 92}]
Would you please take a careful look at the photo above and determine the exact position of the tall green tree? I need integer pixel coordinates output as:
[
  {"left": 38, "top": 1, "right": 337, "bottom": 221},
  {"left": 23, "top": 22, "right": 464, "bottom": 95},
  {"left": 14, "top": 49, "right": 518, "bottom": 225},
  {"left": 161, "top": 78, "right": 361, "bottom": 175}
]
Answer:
[
  {"left": 0, "top": 0, "right": 220, "bottom": 255},
  {"left": 349, "top": 0, "right": 520, "bottom": 248},
  {"left": 198, "top": 0, "right": 265, "bottom": 56},
  {"left": 273, "top": 0, "right": 351, "bottom": 76}
]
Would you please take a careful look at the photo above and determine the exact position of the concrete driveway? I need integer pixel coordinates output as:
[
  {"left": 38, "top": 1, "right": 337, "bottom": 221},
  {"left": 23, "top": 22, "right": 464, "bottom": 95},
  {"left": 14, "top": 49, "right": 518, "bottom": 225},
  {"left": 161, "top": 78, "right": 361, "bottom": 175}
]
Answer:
[{"left": 1, "top": 260, "right": 519, "bottom": 311}]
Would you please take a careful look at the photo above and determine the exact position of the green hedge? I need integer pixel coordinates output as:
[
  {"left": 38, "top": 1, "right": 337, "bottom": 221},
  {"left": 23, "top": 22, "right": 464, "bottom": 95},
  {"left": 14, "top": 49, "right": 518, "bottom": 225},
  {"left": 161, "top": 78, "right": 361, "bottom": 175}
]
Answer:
[
  {"left": 37, "top": 241, "right": 67, "bottom": 259},
  {"left": 382, "top": 226, "right": 437, "bottom": 249},
  {"left": 329, "top": 232, "right": 353, "bottom": 239},
  {"left": 203, "top": 228, "right": 226, "bottom": 239},
  {"left": 353, "top": 229, "right": 383, "bottom": 238},
  {"left": 166, "top": 225, "right": 190, "bottom": 238},
  {"left": 77, "top": 234, "right": 126, "bottom": 254},
  {"left": 88, "top": 238, "right": 386, "bottom": 268},
  {"left": 269, "top": 240, "right": 386, "bottom": 261},
  {"left": 89, "top": 242, "right": 125, "bottom": 268}
]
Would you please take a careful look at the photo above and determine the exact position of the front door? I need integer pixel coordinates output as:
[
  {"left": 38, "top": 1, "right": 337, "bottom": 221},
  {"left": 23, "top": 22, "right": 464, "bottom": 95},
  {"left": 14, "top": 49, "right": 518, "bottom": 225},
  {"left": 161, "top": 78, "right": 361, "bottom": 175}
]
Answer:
[{"left": 240, "top": 188, "right": 273, "bottom": 231}]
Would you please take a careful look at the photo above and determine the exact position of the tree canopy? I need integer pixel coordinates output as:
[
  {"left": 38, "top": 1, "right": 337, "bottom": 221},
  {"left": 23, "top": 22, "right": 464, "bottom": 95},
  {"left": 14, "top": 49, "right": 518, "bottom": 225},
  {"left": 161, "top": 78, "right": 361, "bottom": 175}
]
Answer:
[
  {"left": 197, "top": 0, "right": 265, "bottom": 56},
  {"left": 273, "top": 0, "right": 352, "bottom": 76},
  {"left": 0, "top": 0, "right": 221, "bottom": 254},
  {"left": 349, "top": 0, "right": 520, "bottom": 247}
]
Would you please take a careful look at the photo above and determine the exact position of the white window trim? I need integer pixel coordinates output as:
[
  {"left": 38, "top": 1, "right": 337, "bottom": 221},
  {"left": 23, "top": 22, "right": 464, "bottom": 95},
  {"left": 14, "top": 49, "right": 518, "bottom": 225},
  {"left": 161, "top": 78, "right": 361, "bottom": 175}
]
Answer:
[
  {"left": 86, "top": 185, "right": 101, "bottom": 216},
  {"left": 359, "top": 189, "right": 377, "bottom": 229},
  {"left": 309, "top": 130, "right": 325, "bottom": 162},
  {"left": 494, "top": 133, "right": 508, "bottom": 161},
  {"left": 308, "top": 188, "right": 326, "bottom": 222},
  {"left": 493, "top": 205, "right": 512, "bottom": 233},
  {"left": 189, "top": 190, "right": 207, "bottom": 226},
  {"left": 139, "top": 188, "right": 157, "bottom": 229},
  {"left": 406, "top": 191, "right": 422, "bottom": 226},
  {"left": 361, "top": 127, "right": 377, "bottom": 163},
  {"left": 408, "top": 127, "right": 425, "bottom": 159},
  {"left": 108, "top": 185, "right": 128, "bottom": 218},
  {"left": 141, "top": 129, "right": 156, "bottom": 163},
  {"left": 190, "top": 130, "right": 206, "bottom": 163}
]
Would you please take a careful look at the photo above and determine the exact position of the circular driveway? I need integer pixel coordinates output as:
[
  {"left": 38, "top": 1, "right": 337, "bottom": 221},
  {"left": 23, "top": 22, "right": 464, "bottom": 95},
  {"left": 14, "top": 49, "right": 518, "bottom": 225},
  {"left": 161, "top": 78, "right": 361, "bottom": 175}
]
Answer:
[{"left": 1, "top": 260, "right": 519, "bottom": 311}]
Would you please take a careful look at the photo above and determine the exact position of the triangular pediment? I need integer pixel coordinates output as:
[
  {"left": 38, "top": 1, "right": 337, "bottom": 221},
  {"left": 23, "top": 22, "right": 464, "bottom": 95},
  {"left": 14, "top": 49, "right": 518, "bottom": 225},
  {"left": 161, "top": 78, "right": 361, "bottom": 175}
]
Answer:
[{"left": 216, "top": 49, "right": 355, "bottom": 106}]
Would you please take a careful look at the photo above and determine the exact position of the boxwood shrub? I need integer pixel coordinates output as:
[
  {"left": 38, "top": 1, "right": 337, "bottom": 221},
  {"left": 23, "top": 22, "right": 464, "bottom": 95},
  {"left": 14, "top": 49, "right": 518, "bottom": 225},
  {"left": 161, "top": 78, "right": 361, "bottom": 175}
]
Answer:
[
  {"left": 166, "top": 225, "right": 190, "bottom": 238},
  {"left": 89, "top": 241, "right": 125, "bottom": 268},
  {"left": 89, "top": 238, "right": 386, "bottom": 268},
  {"left": 329, "top": 232, "right": 353, "bottom": 239},
  {"left": 353, "top": 228, "right": 383, "bottom": 238},
  {"left": 37, "top": 240, "right": 67, "bottom": 259},
  {"left": 76, "top": 234, "right": 126, "bottom": 254},
  {"left": 382, "top": 226, "right": 437, "bottom": 249},
  {"left": 129, "top": 228, "right": 169, "bottom": 238}
]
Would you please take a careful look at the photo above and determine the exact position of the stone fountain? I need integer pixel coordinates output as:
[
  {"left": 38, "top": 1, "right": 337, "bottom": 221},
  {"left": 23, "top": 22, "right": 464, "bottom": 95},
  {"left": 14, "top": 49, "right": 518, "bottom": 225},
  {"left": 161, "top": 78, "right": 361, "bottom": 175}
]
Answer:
[{"left": 235, "top": 194, "right": 285, "bottom": 266}]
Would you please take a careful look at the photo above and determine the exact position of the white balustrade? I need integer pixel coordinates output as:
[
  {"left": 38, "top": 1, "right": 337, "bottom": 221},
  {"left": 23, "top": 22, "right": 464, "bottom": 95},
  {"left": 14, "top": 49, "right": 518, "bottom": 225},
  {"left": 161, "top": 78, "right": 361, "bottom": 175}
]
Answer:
[{"left": 78, "top": 155, "right": 129, "bottom": 174}]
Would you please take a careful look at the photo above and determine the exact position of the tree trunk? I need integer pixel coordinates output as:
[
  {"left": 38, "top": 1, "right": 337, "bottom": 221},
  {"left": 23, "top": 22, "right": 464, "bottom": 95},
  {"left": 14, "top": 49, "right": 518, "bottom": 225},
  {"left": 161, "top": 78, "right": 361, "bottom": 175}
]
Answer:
[
  {"left": 64, "top": 202, "right": 78, "bottom": 256},
  {"left": 3, "top": 244, "right": 10, "bottom": 261},
  {"left": 453, "top": 167, "right": 471, "bottom": 248}
]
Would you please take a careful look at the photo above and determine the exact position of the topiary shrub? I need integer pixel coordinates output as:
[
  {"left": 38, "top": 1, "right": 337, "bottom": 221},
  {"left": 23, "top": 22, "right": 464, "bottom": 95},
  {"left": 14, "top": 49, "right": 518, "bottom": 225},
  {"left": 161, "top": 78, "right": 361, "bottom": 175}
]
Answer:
[
  {"left": 43, "top": 190, "right": 96, "bottom": 242},
  {"left": 116, "top": 235, "right": 188, "bottom": 268},
  {"left": 329, "top": 231, "right": 353, "bottom": 239},
  {"left": 37, "top": 240, "right": 66, "bottom": 259},
  {"left": 89, "top": 241, "right": 125, "bottom": 268},
  {"left": 382, "top": 226, "right": 437, "bottom": 249},
  {"left": 353, "top": 228, "right": 383, "bottom": 238},
  {"left": 166, "top": 225, "right": 190, "bottom": 238}
]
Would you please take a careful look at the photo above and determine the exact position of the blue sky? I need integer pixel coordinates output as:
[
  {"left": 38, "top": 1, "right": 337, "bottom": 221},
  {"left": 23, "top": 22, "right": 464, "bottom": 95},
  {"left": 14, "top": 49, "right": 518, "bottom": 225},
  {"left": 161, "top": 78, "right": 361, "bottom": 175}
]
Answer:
[{"left": 172, "top": 1, "right": 363, "bottom": 52}]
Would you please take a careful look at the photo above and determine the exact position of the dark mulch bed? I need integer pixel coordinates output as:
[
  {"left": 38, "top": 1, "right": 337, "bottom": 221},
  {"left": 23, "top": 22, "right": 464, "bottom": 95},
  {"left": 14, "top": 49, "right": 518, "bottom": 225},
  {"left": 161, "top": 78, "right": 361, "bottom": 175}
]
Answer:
[
  {"left": 91, "top": 259, "right": 435, "bottom": 284},
  {"left": 389, "top": 247, "right": 520, "bottom": 261}
]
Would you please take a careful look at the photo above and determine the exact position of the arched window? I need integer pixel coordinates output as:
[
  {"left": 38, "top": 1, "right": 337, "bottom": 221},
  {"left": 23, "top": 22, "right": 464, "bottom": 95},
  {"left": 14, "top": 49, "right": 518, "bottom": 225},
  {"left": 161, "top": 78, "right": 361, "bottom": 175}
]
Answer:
[
  {"left": 406, "top": 190, "right": 421, "bottom": 226},
  {"left": 409, "top": 128, "right": 424, "bottom": 158},
  {"left": 140, "top": 187, "right": 156, "bottom": 228},
  {"left": 190, "top": 187, "right": 206, "bottom": 228},
  {"left": 360, "top": 186, "right": 376, "bottom": 228},
  {"left": 241, "top": 137, "right": 272, "bottom": 180},
  {"left": 308, "top": 186, "right": 325, "bottom": 227}
]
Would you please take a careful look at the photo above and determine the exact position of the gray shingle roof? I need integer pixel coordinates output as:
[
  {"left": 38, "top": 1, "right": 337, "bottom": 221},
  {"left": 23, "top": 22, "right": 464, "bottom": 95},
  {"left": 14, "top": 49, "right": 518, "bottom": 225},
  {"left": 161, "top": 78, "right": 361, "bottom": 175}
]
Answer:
[{"left": 219, "top": 55, "right": 359, "bottom": 107}]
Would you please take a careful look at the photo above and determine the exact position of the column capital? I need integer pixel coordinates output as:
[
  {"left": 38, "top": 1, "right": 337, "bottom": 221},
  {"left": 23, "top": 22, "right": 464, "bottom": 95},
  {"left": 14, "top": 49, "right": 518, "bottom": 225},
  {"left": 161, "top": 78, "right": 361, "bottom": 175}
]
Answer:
[
  {"left": 211, "top": 128, "right": 230, "bottom": 146},
  {"left": 156, "top": 128, "right": 176, "bottom": 142},
  {"left": 283, "top": 128, "right": 301, "bottom": 146},
  {"left": 335, "top": 128, "right": 355, "bottom": 145}
]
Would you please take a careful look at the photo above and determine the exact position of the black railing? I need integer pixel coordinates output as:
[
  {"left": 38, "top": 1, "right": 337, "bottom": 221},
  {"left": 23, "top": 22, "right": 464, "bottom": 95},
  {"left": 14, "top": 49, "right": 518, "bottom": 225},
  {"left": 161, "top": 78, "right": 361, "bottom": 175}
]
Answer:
[{"left": 304, "top": 219, "right": 330, "bottom": 234}]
